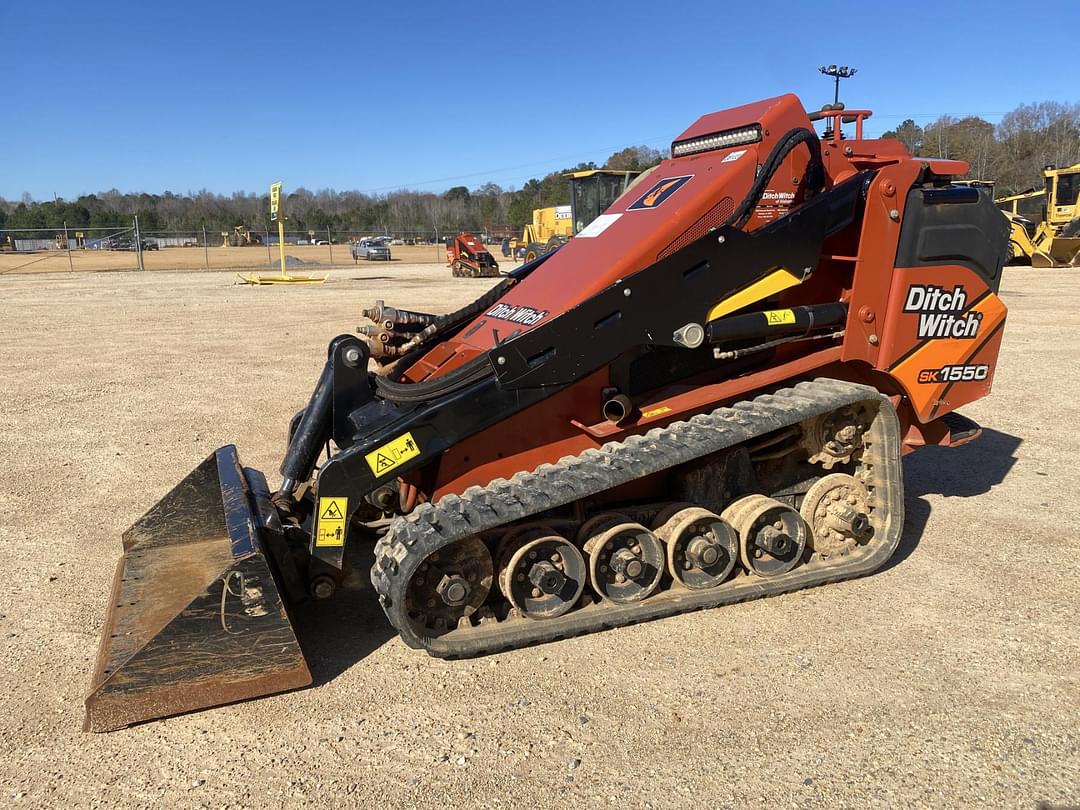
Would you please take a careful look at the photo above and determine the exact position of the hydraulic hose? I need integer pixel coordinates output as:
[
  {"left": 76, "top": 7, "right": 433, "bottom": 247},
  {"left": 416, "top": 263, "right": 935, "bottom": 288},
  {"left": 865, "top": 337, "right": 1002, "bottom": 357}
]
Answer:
[
  {"left": 725, "top": 127, "right": 825, "bottom": 231},
  {"left": 380, "top": 276, "right": 516, "bottom": 383},
  {"left": 374, "top": 354, "right": 493, "bottom": 402},
  {"left": 374, "top": 252, "right": 560, "bottom": 402}
]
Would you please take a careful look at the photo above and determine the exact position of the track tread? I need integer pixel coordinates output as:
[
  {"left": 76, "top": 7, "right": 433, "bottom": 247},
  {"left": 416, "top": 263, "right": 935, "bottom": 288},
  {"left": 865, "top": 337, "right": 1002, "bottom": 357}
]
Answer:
[{"left": 371, "top": 378, "right": 903, "bottom": 654}]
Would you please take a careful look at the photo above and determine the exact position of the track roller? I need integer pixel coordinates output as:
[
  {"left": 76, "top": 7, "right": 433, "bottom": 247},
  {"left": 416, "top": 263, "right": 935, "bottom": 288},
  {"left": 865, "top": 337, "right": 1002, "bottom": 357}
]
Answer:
[
  {"left": 800, "top": 473, "right": 872, "bottom": 559},
  {"left": 722, "top": 495, "right": 808, "bottom": 577},
  {"left": 578, "top": 514, "right": 664, "bottom": 603},
  {"left": 405, "top": 535, "right": 493, "bottom": 634},
  {"left": 497, "top": 528, "right": 587, "bottom": 619},
  {"left": 653, "top": 506, "right": 738, "bottom": 590}
]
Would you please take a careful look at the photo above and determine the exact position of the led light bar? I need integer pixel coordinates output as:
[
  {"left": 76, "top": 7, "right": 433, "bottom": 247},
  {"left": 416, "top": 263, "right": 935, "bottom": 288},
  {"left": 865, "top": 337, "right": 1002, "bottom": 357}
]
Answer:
[{"left": 671, "top": 124, "right": 762, "bottom": 158}]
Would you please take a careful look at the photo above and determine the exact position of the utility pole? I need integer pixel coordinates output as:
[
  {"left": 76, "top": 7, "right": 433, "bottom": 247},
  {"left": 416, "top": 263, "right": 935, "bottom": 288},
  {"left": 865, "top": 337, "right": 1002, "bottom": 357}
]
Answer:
[
  {"left": 134, "top": 215, "right": 145, "bottom": 271},
  {"left": 63, "top": 221, "right": 74, "bottom": 272},
  {"left": 818, "top": 64, "right": 857, "bottom": 107}
]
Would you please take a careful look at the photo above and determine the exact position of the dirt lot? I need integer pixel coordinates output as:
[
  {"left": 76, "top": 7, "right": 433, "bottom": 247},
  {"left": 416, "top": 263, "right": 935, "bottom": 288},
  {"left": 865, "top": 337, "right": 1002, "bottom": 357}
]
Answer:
[
  {"left": 0, "top": 264, "right": 1076, "bottom": 808},
  {"left": 0, "top": 242, "right": 488, "bottom": 275}
]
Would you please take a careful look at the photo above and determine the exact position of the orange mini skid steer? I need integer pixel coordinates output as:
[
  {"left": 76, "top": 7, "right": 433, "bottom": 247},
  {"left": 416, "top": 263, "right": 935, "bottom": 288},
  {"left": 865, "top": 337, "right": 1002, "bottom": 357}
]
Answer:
[
  {"left": 447, "top": 232, "right": 501, "bottom": 278},
  {"left": 86, "top": 93, "right": 1008, "bottom": 730}
]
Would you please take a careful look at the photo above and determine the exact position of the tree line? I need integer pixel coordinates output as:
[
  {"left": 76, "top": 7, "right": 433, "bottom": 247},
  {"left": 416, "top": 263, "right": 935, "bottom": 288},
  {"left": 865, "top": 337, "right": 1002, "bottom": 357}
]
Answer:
[
  {"left": 3, "top": 98, "right": 1077, "bottom": 240},
  {"left": 879, "top": 100, "right": 1080, "bottom": 194},
  {"left": 0, "top": 146, "right": 664, "bottom": 239}
]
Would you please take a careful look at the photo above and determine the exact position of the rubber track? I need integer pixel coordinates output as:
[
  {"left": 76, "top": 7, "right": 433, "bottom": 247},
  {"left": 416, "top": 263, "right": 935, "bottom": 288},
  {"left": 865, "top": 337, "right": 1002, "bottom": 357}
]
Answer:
[{"left": 371, "top": 378, "right": 904, "bottom": 657}]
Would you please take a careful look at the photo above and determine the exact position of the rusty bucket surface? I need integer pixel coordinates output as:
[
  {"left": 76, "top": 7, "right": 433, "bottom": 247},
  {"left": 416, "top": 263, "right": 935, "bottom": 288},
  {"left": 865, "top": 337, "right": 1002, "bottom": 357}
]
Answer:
[{"left": 84, "top": 446, "right": 312, "bottom": 732}]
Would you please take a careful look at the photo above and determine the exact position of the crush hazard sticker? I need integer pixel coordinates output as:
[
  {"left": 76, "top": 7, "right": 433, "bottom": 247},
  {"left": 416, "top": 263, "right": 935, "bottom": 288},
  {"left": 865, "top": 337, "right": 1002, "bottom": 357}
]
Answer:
[
  {"left": 365, "top": 432, "right": 421, "bottom": 476},
  {"left": 628, "top": 175, "right": 693, "bottom": 211},
  {"left": 763, "top": 309, "right": 796, "bottom": 326},
  {"left": 315, "top": 497, "right": 348, "bottom": 547}
]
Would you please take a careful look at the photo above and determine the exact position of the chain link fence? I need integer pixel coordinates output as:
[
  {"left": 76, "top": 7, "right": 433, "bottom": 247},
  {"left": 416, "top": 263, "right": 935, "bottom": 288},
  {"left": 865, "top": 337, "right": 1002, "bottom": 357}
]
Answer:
[{"left": 0, "top": 223, "right": 500, "bottom": 276}]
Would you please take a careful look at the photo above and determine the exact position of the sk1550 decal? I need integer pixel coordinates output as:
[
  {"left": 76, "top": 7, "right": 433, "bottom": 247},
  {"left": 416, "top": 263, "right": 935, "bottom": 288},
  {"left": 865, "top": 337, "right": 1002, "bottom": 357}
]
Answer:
[{"left": 917, "top": 364, "right": 989, "bottom": 384}]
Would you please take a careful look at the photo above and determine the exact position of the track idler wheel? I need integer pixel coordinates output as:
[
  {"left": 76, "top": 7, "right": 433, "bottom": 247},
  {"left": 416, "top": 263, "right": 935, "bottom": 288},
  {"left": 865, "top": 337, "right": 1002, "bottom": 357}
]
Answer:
[
  {"left": 405, "top": 536, "right": 493, "bottom": 634},
  {"left": 653, "top": 506, "right": 738, "bottom": 590},
  {"left": 578, "top": 514, "right": 664, "bottom": 603},
  {"left": 722, "top": 495, "right": 809, "bottom": 577},
  {"left": 497, "top": 528, "right": 587, "bottom": 619},
  {"left": 800, "top": 473, "right": 872, "bottom": 559}
]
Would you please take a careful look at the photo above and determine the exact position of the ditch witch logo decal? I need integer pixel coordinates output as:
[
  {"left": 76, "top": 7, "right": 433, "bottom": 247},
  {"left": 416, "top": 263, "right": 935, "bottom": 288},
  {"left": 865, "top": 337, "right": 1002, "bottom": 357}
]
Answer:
[
  {"left": 628, "top": 175, "right": 693, "bottom": 211},
  {"left": 486, "top": 302, "right": 549, "bottom": 326},
  {"left": 904, "top": 284, "right": 983, "bottom": 339}
]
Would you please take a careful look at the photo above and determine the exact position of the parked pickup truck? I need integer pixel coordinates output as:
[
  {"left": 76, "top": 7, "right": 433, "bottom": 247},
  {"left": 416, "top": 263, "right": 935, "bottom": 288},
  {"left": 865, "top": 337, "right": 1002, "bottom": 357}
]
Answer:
[{"left": 351, "top": 237, "right": 392, "bottom": 262}]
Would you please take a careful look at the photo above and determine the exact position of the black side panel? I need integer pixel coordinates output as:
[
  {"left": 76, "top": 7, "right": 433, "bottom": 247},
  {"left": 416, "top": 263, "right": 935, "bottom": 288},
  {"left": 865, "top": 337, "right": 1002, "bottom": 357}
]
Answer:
[{"left": 895, "top": 186, "right": 1009, "bottom": 291}]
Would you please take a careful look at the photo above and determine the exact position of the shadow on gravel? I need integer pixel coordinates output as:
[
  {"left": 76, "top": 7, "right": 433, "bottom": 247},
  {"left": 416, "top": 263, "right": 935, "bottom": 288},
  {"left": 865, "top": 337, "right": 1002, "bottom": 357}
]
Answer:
[
  {"left": 290, "top": 541, "right": 396, "bottom": 687},
  {"left": 883, "top": 427, "right": 1022, "bottom": 570},
  {"left": 286, "top": 430, "right": 1025, "bottom": 678}
]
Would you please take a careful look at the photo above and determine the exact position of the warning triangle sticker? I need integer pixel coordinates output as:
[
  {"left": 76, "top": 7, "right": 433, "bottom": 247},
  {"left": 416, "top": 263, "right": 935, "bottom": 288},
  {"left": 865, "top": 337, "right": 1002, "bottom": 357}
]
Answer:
[
  {"left": 320, "top": 501, "right": 343, "bottom": 520},
  {"left": 375, "top": 453, "right": 394, "bottom": 472}
]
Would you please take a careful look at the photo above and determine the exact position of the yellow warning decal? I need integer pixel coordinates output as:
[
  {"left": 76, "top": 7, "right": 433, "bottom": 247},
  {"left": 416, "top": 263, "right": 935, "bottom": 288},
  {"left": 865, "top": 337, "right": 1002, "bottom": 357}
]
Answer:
[
  {"left": 315, "top": 497, "right": 347, "bottom": 547},
  {"left": 365, "top": 431, "right": 421, "bottom": 477},
  {"left": 706, "top": 268, "right": 803, "bottom": 322},
  {"left": 763, "top": 309, "right": 796, "bottom": 326},
  {"left": 642, "top": 405, "right": 673, "bottom": 419}
]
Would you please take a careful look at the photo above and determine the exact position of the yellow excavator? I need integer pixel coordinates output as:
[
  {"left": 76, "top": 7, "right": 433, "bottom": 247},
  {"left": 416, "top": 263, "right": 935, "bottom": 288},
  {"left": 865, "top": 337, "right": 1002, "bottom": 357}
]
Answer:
[
  {"left": 513, "top": 169, "right": 641, "bottom": 262},
  {"left": 993, "top": 164, "right": 1080, "bottom": 267}
]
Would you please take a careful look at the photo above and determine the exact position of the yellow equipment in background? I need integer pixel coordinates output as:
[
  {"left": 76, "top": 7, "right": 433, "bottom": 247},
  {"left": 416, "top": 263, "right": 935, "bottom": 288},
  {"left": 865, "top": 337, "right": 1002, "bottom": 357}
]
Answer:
[
  {"left": 513, "top": 169, "right": 641, "bottom": 262},
  {"left": 226, "top": 226, "right": 262, "bottom": 248},
  {"left": 994, "top": 189, "right": 1048, "bottom": 265},
  {"left": 1033, "top": 163, "right": 1080, "bottom": 267},
  {"left": 236, "top": 181, "right": 327, "bottom": 285},
  {"left": 514, "top": 205, "right": 573, "bottom": 263},
  {"left": 993, "top": 164, "right": 1080, "bottom": 267},
  {"left": 954, "top": 180, "right": 1044, "bottom": 266}
]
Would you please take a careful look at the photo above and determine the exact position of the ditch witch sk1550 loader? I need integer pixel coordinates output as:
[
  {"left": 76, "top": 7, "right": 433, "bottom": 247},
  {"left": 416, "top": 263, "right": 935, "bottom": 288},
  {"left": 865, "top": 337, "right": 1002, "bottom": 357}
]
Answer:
[{"left": 85, "top": 94, "right": 1010, "bottom": 731}]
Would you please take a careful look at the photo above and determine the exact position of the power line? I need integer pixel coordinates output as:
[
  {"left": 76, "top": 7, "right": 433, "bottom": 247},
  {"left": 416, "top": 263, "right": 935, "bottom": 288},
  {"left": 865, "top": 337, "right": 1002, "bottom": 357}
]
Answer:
[
  {"left": 355, "top": 135, "right": 672, "bottom": 194},
  {"left": 358, "top": 111, "right": 1018, "bottom": 194},
  {"left": 868, "top": 111, "right": 1010, "bottom": 120}
]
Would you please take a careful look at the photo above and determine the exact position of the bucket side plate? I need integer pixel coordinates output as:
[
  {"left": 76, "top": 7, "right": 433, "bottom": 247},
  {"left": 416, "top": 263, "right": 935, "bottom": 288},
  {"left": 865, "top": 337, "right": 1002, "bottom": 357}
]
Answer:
[{"left": 84, "top": 446, "right": 312, "bottom": 732}]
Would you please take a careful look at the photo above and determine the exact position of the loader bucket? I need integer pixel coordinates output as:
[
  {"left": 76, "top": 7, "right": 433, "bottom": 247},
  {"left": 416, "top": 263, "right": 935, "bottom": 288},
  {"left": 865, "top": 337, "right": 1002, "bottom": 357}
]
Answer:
[
  {"left": 1031, "top": 237, "right": 1080, "bottom": 268},
  {"left": 84, "top": 446, "right": 312, "bottom": 732}
]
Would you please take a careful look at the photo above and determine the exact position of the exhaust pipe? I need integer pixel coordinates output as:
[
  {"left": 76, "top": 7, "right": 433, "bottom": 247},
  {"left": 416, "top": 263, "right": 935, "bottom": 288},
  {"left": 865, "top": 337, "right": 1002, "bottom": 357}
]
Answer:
[{"left": 603, "top": 394, "right": 633, "bottom": 425}]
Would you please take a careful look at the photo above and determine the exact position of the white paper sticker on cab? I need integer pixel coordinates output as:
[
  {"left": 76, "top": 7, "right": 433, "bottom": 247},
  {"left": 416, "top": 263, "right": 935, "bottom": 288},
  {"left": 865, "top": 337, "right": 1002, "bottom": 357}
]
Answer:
[{"left": 576, "top": 213, "right": 622, "bottom": 238}]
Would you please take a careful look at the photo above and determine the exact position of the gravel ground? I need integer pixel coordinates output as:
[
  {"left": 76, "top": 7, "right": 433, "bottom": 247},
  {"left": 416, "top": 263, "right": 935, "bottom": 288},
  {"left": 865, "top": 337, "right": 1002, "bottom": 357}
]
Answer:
[{"left": 0, "top": 265, "right": 1076, "bottom": 808}]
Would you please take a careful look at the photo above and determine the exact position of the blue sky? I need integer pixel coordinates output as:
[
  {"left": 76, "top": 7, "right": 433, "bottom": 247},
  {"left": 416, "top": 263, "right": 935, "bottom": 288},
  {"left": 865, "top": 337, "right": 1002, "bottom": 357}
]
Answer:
[{"left": 3, "top": 0, "right": 1078, "bottom": 200}]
